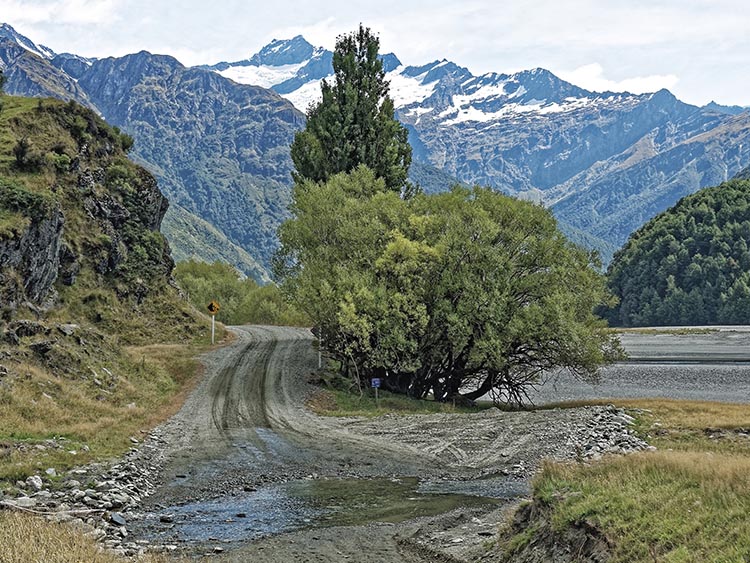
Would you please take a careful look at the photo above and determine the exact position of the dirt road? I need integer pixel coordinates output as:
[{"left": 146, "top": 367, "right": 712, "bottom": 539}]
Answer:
[{"left": 128, "top": 326, "right": 647, "bottom": 561}]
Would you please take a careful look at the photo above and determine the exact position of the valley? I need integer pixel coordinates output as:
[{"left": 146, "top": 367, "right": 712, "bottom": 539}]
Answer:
[
  {"left": 38, "top": 325, "right": 735, "bottom": 562},
  {"left": 1, "top": 11, "right": 749, "bottom": 562},
  {"left": 2, "top": 24, "right": 750, "bottom": 271}
]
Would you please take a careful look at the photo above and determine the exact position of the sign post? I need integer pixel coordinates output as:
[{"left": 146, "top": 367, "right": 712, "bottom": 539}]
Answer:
[
  {"left": 207, "top": 301, "right": 220, "bottom": 344},
  {"left": 371, "top": 377, "right": 381, "bottom": 407}
]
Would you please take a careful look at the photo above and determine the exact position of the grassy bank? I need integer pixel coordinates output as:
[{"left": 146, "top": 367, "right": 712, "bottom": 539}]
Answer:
[
  {"left": 0, "top": 332, "right": 225, "bottom": 484},
  {"left": 498, "top": 398, "right": 750, "bottom": 562},
  {"left": 306, "top": 373, "right": 490, "bottom": 417},
  {"left": 0, "top": 512, "right": 179, "bottom": 563}
]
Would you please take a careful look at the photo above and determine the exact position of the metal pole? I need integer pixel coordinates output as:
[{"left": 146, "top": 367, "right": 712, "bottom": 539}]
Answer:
[
  {"left": 318, "top": 335, "right": 322, "bottom": 369},
  {"left": 211, "top": 314, "right": 215, "bottom": 345}
]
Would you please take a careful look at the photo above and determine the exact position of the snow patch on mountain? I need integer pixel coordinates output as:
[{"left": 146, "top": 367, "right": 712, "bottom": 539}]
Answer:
[
  {"left": 387, "top": 68, "right": 438, "bottom": 106},
  {"left": 220, "top": 62, "right": 306, "bottom": 88},
  {"left": 0, "top": 23, "right": 55, "bottom": 59}
]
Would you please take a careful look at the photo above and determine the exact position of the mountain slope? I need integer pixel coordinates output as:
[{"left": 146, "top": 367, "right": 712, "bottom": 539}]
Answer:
[
  {"left": 75, "top": 51, "right": 304, "bottom": 274},
  {"left": 215, "top": 37, "right": 750, "bottom": 260},
  {"left": 604, "top": 178, "right": 750, "bottom": 326},
  {"left": 4, "top": 24, "right": 750, "bottom": 269}
]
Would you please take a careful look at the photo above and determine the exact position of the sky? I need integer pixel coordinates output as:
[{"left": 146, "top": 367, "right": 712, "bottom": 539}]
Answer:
[{"left": 1, "top": 0, "right": 748, "bottom": 106}]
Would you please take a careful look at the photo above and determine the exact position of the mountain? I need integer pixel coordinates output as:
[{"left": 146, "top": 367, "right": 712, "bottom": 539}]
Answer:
[
  {"left": 215, "top": 37, "right": 750, "bottom": 257},
  {"left": 0, "top": 28, "right": 305, "bottom": 281},
  {"left": 0, "top": 38, "right": 92, "bottom": 105},
  {"left": 604, "top": 177, "right": 750, "bottom": 326},
  {"left": 0, "top": 23, "right": 54, "bottom": 59},
  {"left": 74, "top": 51, "right": 304, "bottom": 274},
  {"left": 4, "top": 24, "right": 750, "bottom": 269}
]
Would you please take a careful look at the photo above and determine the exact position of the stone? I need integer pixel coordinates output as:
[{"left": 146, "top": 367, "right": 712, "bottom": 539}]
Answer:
[
  {"left": 159, "top": 514, "right": 174, "bottom": 523},
  {"left": 45, "top": 468, "right": 57, "bottom": 477},
  {"left": 109, "top": 512, "right": 127, "bottom": 526},
  {"left": 26, "top": 475, "right": 43, "bottom": 491},
  {"left": 57, "top": 323, "right": 79, "bottom": 336},
  {"left": 14, "top": 497, "right": 37, "bottom": 508}
]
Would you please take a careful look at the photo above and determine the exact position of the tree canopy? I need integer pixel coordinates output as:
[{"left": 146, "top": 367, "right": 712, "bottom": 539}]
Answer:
[
  {"left": 290, "top": 24, "right": 412, "bottom": 192},
  {"left": 276, "top": 166, "right": 620, "bottom": 405},
  {"left": 605, "top": 178, "right": 750, "bottom": 326}
]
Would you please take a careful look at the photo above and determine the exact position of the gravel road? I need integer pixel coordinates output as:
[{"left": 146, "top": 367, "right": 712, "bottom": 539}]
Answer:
[{"left": 123, "top": 326, "right": 646, "bottom": 562}]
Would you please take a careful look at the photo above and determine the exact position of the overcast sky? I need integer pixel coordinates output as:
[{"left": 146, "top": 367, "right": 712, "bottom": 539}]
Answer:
[{"left": 2, "top": 0, "right": 748, "bottom": 106}]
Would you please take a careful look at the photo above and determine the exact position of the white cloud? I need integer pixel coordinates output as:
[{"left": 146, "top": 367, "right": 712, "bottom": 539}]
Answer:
[
  {"left": 558, "top": 63, "right": 679, "bottom": 95},
  {"left": 0, "top": 0, "right": 122, "bottom": 25}
]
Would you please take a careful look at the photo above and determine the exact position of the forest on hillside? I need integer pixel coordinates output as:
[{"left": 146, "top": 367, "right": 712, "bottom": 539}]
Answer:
[{"left": 605, "top": 178, "right": 750, "bottom": 326}]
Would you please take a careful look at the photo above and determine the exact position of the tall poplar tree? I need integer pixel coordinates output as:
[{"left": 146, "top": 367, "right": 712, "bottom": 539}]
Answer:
[{"left": 290, "top": 25, "right": 412, "bottom": 192}]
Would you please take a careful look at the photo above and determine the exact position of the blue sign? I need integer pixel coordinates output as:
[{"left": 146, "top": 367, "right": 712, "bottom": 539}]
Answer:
[{"left": 371, "top": 378, "right": 382, "bottom": 389}]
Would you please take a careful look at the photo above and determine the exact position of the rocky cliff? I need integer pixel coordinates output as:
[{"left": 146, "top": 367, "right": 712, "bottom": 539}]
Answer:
[{"left": 0, "top": 95, "right": 196, "bottom": 339}]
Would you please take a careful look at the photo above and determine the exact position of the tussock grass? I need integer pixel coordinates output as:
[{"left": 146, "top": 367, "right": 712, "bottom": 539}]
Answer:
[
  {"left": 535, "top": 450, "right": 750, "bottom": 562},
  {"left": 0, "top": 512, "right": 178, "bottom": 563},
  {"left": 0, "top": 343, "right": 203, "bottom": 482},
  {"left": 499, "top": 397, "right": 750, "bottom": 561}
]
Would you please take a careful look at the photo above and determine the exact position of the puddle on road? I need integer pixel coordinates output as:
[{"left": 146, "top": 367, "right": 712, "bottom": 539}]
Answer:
[{"left": 141, "top": 476, "right": 519, "bottom": 546}]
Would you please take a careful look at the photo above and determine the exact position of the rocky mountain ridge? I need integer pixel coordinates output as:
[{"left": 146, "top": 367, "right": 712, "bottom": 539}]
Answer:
[
  {"left": 214, "top": 36, "right": 750, "bottom": 259},
  {"left": 2, "top": 23, "right": 749, "bottom": 268}
]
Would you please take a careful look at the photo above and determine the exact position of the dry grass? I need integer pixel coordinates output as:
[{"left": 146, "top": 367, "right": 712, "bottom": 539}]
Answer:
[
  {"left": 0, "top": 512, "right": 180, "bottom": 563},
  {"left": 500, "top": 397, "right": 750, "bottom": 562},
  {"left": 534, "top": 450, "right": 750, "bottom": 562},
  {"left": 0, "top": 342, "right": 205, "bottom": 482}
]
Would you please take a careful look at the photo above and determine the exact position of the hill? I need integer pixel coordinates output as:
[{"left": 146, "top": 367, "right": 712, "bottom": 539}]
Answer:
[
  {"left": 605, "top": 177, "right": 750, "bottom": 326},
  {"left": 0, "top": 94, "right": 208, "bottom": 480}
]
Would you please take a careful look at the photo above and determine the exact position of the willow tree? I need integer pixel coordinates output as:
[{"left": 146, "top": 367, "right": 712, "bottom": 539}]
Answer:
[
  {"left": 290, "top": 24, "right": 412, "bottom": 192},
  {"left": 276, "top": 167, "right": 622, "bottom": 405}
]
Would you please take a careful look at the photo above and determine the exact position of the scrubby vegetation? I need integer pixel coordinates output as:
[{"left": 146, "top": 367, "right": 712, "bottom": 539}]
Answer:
[
  {"left": 0, "top": 95, "right": 214, "bottom": 483},
  {"left": 174, "top": 259, "right": 309, "bottom": 326},
  {"left": 605, "top": 178, "right": 750, "bottom": 326}
]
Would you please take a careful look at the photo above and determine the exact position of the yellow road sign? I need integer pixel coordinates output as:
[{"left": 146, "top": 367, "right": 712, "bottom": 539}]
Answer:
[{"left": 207, "top": 300, "right": 220, "bottom": 314}]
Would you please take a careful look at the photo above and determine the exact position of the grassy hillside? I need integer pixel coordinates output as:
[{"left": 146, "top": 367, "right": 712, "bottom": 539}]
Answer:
[{"left": 0, "top": 94, "right": 218, "bottom": 483}]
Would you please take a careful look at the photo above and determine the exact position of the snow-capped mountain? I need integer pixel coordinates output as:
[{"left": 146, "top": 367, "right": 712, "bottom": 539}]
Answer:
[
  {"left": 210, "top": 38, "right": 640, "bottom": 133},
  {"left": 209, "top": 36, "right": 750, "bottom": 259},
  {"left": 0, "top": 22, "right": 55, "bottom": 59},
  {"left": 3, "top": 22, "right": 750, "bottom": 268}
]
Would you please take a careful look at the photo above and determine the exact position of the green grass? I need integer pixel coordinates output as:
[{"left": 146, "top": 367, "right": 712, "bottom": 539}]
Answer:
[
  {"left": 532, "top": 451, "right": 750, "bottom": 562},
  {"left": 0, "top": 209, "right": 29, "bottom": 238},
  {"left": 497, "top": 398, "right": 750, "bottom": 562},
  {"left": 306, "top": 375, "right": 491, "bottom": 417}
]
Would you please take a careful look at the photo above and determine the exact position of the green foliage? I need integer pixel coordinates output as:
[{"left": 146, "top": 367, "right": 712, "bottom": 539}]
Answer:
[
  {"left": 605, "top": 179, "right": 750, "bottom": 326},
  {"left": 0, "top": 179, "right": 53, "bottom": 220},
  {"left": 0, "top": 69, "right": 5, "bottom": 94},
  {"left": 290, "top": 24, "right": 412, "bottom": 192},
  {"left": 174, "top": 259, "right": 309, "bottom": 326},
  {"left": 276, "top": 166, "right": 620, "bottom": 405}
]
